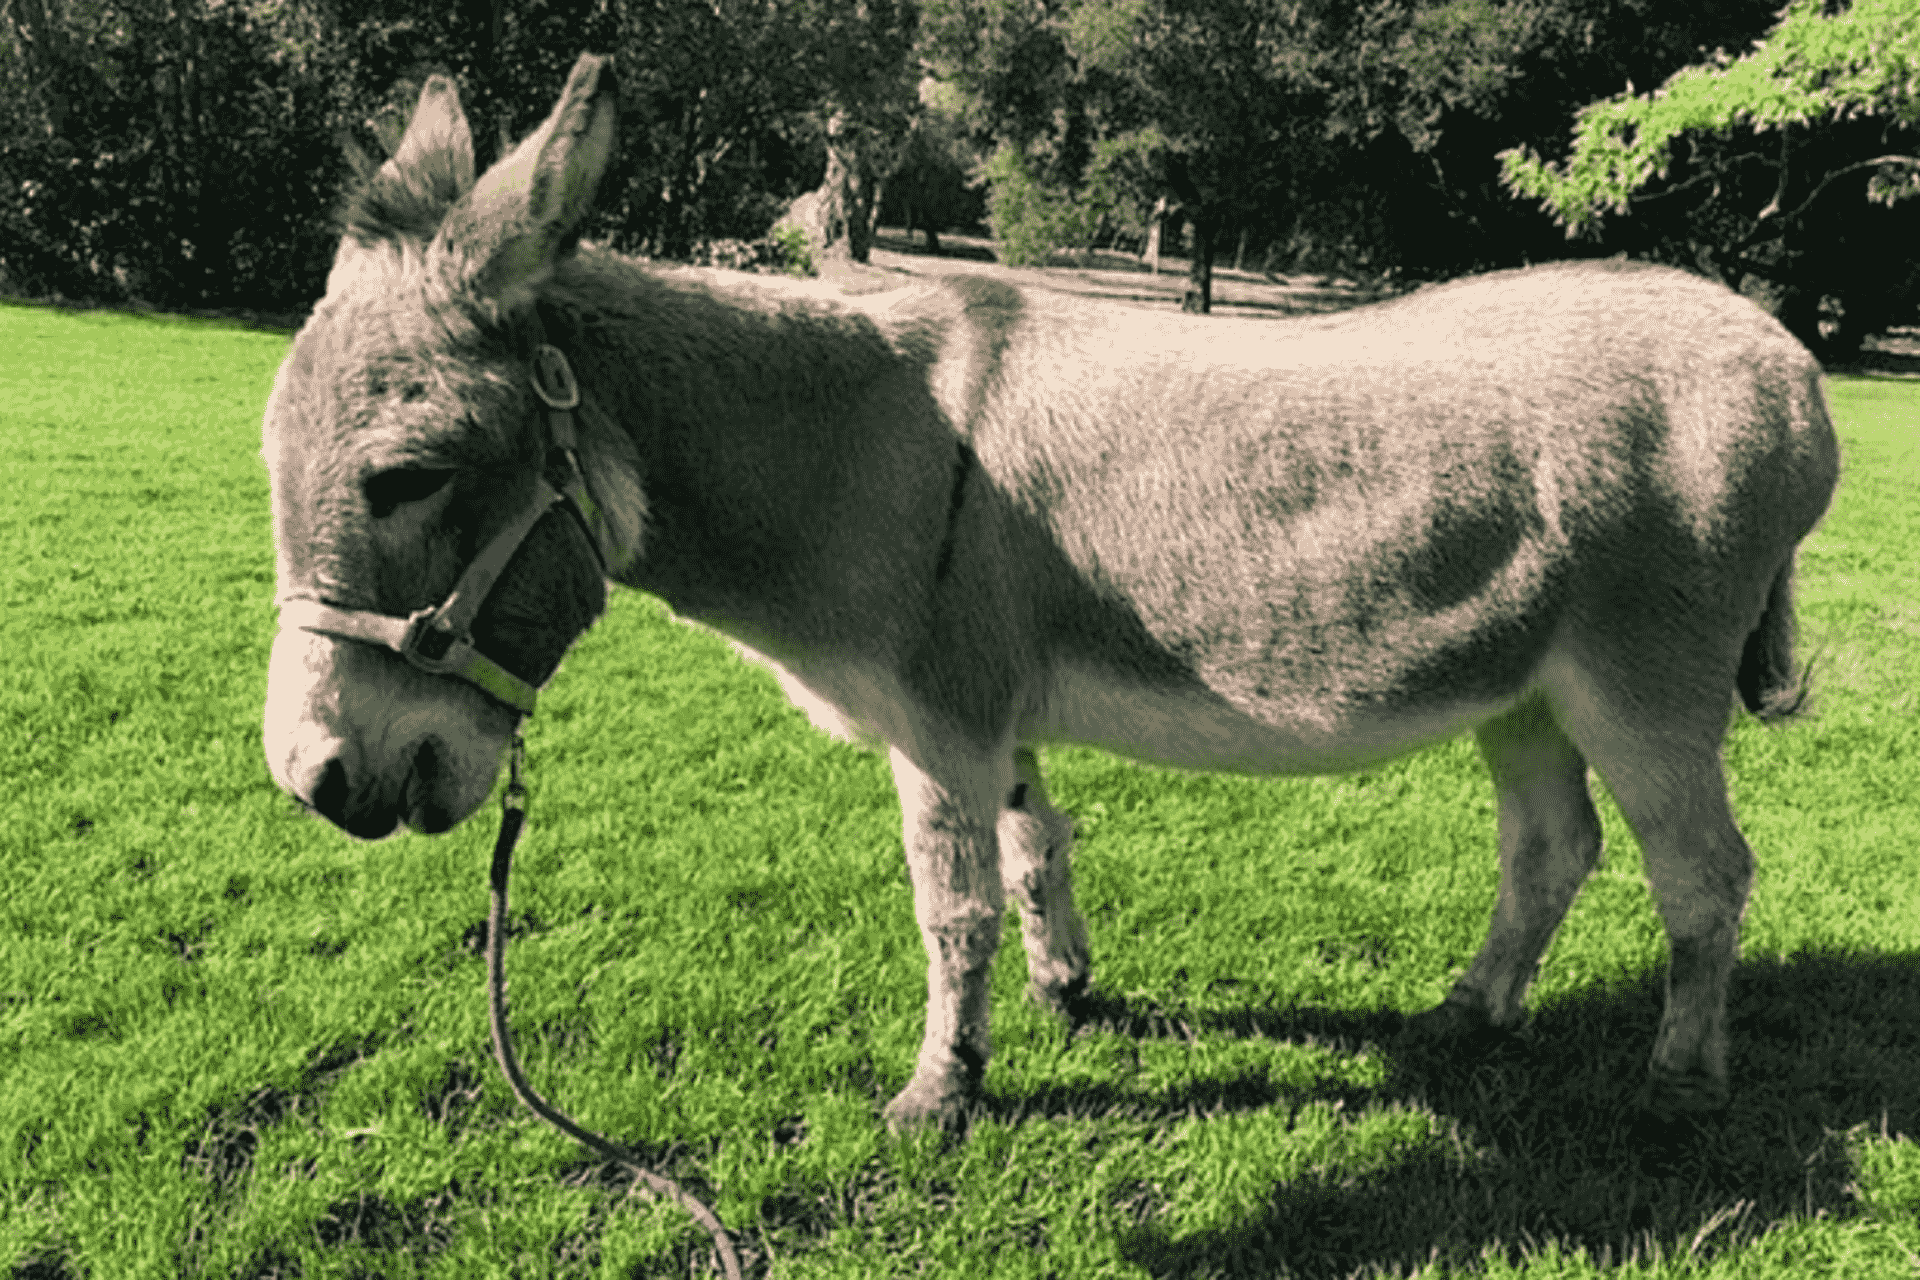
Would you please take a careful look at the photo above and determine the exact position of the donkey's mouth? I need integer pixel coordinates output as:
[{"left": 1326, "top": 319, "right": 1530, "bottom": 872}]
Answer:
[
  {"left": 403, "top": 798, "right": 458, "bottom": 835},
  {"left": 343, "top": 807, "right": 402, "bottom": 840}
]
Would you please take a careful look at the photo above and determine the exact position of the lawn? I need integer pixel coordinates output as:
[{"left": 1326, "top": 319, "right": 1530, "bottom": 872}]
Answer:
[{"left": 1, "top": 299, "right": 1916, "bottom": 1279}]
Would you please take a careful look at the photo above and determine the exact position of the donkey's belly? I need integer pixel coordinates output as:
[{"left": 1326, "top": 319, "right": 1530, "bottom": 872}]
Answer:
[{"left": 1025, "top": 662, "right": 1520, "bottom": 775}]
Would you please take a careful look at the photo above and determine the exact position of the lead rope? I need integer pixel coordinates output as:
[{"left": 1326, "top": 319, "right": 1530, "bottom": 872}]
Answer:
[{"left": 485, "top": 733, "right": 745, "bottom": 1280}]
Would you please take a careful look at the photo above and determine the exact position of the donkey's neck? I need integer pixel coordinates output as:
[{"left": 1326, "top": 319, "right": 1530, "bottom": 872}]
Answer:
[{"left": 547, "top": 253, "right": 957, "bottom": 657}]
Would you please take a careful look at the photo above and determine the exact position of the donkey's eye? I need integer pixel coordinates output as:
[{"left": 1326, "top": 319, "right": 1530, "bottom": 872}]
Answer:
[{"left": 364, "top": 468, "right": 455, "bottom": 519}]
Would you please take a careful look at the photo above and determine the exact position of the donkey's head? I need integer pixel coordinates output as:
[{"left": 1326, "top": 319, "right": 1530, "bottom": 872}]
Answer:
[{"left": 264, "top": 55, "right": 619, "bottom": 838}]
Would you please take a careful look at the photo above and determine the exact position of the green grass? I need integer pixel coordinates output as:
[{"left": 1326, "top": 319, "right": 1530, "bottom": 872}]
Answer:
[{"left": 2, "top": 299, "right": 1917, "bottom": 1279}]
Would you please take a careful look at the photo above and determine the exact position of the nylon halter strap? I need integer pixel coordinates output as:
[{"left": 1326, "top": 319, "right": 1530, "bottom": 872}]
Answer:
[{"left": 277, "top": 320, "right": 625, "bottom": 718}]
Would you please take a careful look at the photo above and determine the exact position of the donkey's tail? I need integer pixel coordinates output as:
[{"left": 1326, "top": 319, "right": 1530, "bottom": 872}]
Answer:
[{"left": 1737, "top": 559, "right": 1813, "bottom": 721}]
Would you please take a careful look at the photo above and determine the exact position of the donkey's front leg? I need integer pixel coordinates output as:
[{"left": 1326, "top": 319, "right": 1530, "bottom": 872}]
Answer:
[{"left": 882, "top": 744, "right": 1011, "bottom": 1132}]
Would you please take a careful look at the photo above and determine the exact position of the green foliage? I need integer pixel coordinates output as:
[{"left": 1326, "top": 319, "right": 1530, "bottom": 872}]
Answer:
[
  {"left": 1063, "top": 0, "right": 1148, "bottom": 74},
  {"left": 1079, "top": 128, "right": 1166, "bottom": 249},
  {"left": 0, "top": 0, "right": 349, "bottom": 312},
  {"left": 984, "top": 144, "right": 1098, "bottom": 265},
  {"left": 1364, "top": 0, "right": 1539, "bottom": 150},
  {"left": 1503, "top": 0, "right": 1920, "bottom": 233},
  {"left": 768, "top": 221, "right": 817, "bottom": 276},
  {"left": 1498, "top": 0, "right": 1920, "bottom": 356},
  {"left": 979, "top": 127, "right": 1163, "bottom": 264},
  {"left": 924, "top": 0, "right": 1797, "bottom": 287}
]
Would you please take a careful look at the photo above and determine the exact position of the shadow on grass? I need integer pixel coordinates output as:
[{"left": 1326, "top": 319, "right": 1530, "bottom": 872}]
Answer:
[{"left": 1014, "top": 948, "right": 1920, "bottom": 1278}]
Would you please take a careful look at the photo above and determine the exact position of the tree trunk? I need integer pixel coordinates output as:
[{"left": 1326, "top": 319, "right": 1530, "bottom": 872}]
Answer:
[
  {"left": 465, "top": 0, "right": 510, "bottom": 166},
  {"left": 846, "top": 161, "right": 874, "bottom": 264},
  {"left": 785, "top": 111, "right": 896, "bottom": 265},
  {"left": 1143, "top": 196, "right": 1167, "bottom": 275},
  {"left": 1181, "top": 213, "right": 1214, "bottom": 314}
]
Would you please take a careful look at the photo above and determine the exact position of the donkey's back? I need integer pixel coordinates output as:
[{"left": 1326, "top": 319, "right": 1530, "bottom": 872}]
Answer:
[{"left": 915, "top": 261, "right": 1835, "bottom": 774}]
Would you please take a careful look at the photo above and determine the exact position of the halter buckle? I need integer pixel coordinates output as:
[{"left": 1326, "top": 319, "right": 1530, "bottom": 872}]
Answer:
[
  {"left": 530, "top": 344, "right": 580, "bottom": 410},
  {"left": 399, "top": 607, "right": 463, "bottom": 672}
]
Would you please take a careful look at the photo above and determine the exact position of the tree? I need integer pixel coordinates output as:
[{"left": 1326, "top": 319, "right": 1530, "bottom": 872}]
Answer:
[
  {"left": 1005, "top": 0, "right": 1547, "bottom": 307},
  {"left": 921, "top": 0, "right": 1792, "bottom": 309},
  {"left": 879, "top": 97, "right": 987, "bottom": 251},
  {"left": 1503, "top": 0, "right": 1920, "bottom": 357},
  {"left": 1263, "top": 0, "right": 1794, "bottom": 281},
  {"left": 0, "top": 0, "right": 355, "bottom": 310},
  {"left": 768, "top": 0, "right": 919, "bottom": 264},
  {"left": 0, "top": 0, "right": 927, "bottom": 306},
  {"left": 1107, "top": 0, "right": 1339, "bottom": 311},
  {"left": 921, "top": 0, "right": 1344, "bottom": 309}
]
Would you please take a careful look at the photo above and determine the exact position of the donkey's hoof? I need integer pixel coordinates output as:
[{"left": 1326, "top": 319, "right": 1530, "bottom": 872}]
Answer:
[
  {"left": 1398, "top": 999, "right": 1512, "bottom": 1050},
  {"left": 1635, "top": 1070, "right": 1730, "bottom": 1121},
  {"left": 882, "top": 1080, "right": 976, "bottom": 1134},
  {"left": 1027, "top": 972, "right": 1092, "bottom": 1019},
  {"left": 1628, "top": 1071, "right": 1729, "bottom": 1172}
]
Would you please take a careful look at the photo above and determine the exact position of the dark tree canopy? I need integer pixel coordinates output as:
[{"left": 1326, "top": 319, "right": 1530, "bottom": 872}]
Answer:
[
  {"left": 0, "top": 0, "right": 922, "bottom": 309},
  {"left": 2, "top": 0, "right": 1908, "bottom": 344}
]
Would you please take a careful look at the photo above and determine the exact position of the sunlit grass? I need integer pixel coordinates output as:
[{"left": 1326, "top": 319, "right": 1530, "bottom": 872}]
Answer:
[{"left": 2, "top": 300, "right": 1916, "bottom": 1278}]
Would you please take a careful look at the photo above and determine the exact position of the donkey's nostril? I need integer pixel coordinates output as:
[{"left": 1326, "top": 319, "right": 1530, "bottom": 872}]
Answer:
[
  {"left": 309, "top": 757, "right": 352, "bottom": 824},
  {"left": 404, "top": 738, "right": 456, "bottom": 834},
  {"left": 287, "top": 749, "right": 397, "bottom": 839}
]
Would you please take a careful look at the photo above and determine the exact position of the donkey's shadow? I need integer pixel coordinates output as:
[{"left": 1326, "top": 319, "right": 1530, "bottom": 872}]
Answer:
[{"left": 991, "top": 949, "right": 1920, "bottom": 1278}]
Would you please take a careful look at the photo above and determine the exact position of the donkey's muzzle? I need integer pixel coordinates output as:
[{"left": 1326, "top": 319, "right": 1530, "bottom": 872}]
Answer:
[
  {"left": 289, "top": 737, "right": 470, "bottom": 839},
  {"left": 266, "top": 622, "right": 516, "bottom": 841}
]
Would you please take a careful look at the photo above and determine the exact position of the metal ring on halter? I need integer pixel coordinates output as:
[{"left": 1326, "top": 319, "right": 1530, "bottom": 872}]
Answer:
[{"left": 531, "top": 343, "right": 580, "bottom": 409}]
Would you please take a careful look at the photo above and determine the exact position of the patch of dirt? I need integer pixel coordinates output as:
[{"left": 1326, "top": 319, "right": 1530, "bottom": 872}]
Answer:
[
  {"left": 1847, "top": 326, "right": 1920, "bottom": 377},
  {"left": 834, "top": 228, "right": 1392, "bottom": 319}
]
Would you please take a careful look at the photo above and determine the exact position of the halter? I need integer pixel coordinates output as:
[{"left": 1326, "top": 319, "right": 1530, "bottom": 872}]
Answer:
[{"left": 277, "top": 333, "right": 627, "bottom": 716}]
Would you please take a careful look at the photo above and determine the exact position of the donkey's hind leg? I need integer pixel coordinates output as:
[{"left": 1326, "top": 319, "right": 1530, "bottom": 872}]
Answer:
[
  {"left": 999, "top": 746, "right": 1091, "bottom": 1014},
  {"left": 1410, "top": 695, "right": 1603, "bottom": 1041},
  {"left": 1553, "top": 670, "right": 1753, "bottom": 1115}
]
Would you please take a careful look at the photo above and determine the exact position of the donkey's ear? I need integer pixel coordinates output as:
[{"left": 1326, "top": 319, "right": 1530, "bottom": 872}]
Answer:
[
  {"left": 388, "top": 76, "right": 476, "bottom": 199},
  {"left": 434, "top": 53, "right": 618, "bottom": 307},
  {"left": 341, "top": 76, "right": 475, "bottom": 246}
]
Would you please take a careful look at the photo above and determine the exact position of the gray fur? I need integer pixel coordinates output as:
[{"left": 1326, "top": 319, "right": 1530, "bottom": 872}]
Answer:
[{"left": 263, "top": 55, "right": 1841, "bottom": 1130}]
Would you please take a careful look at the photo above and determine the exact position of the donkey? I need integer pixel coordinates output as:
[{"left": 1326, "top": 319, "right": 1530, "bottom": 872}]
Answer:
[{"left": 263, "top": 55, "right": 1840, "bottom": 1132}]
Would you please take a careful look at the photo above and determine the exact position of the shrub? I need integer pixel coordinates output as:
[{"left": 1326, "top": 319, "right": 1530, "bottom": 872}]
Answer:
[
  {"left": 693, "top": 238, "right": 763, "bottom": 271},
  {"left": 684, "top": 226, "right": 816, "bottom": 277},
  {"left": 983, "top": 145, "right": 1097, "bottom": 267},
  {"left": 768, "top": 222, "right": 815, "bottom": 277}
]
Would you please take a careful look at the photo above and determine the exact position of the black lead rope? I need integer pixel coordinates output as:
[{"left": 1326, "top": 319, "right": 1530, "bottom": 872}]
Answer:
[{"left": 485, "top": 733, "right": 745, "bottom": 1280}]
